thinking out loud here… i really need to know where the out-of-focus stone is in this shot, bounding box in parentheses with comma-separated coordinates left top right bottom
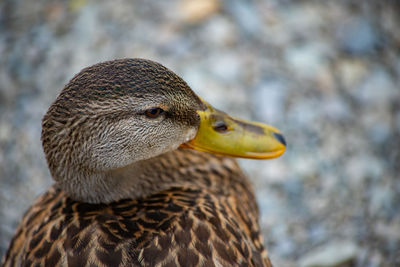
(375, 220, 400, 241)
(0, 70, 18, 107)
(0, 122, 12, 143)
(344, 155, 383, 185)
(208, 52, 241, 83)
(369, 184, 395, 218)
(225, 0, 261, 36)
(336, 18, 382, 56)
(179, 0, 220, 23)
(335, 58, 369, 90)
(201, 16, 237, 47)
(251, 79, 287, 124)
(69, 0, 87, 12)
(284, 43, 330, 80)
(356, 68, 397, 106)
(299, 241, 358, 267)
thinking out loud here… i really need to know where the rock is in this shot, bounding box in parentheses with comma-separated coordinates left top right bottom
(179, 0, 220, 23)
(336, 18, 382, 56)
(207, 52, 241, 83)
(321, 95, 351, 121)
(369, 185, 395, 218)
(299, 241, 358, 267)
(284, 42, 330, 80)
(344, 155, 383, 186)
(356, 68, 397, 107)
(225, 0, 261, 36)
(251, 78, 287, 123)
(335, 58, 369, 90)
(396, 111, 400, 133)
(201, 16, 237, 47)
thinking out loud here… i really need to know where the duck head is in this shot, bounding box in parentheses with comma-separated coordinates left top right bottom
(42, 58, 285, 203)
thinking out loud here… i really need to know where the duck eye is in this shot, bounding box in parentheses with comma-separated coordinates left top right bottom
(144, 107, 164, 118)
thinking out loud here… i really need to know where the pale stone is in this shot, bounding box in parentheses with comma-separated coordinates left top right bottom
(179, 0, 220, 23)
(299, 241, 358, 267)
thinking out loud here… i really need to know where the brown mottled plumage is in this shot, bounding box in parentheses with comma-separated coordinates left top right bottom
(2, 59, 274, 266)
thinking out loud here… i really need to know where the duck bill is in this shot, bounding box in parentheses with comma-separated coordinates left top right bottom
(182, 101, 286, 159)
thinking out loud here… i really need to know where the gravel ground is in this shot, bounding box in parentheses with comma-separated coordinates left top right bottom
(1, 0, 399, 266)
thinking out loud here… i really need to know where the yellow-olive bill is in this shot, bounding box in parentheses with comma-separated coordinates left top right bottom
(182, 101, 286, 159)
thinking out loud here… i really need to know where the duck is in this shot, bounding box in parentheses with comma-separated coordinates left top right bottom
(2, 58, 286, 267)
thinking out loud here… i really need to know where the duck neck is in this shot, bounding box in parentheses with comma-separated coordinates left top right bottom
(56, 149, 246, 204)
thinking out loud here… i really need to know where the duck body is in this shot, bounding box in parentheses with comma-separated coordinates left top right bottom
(2, 58, 284, 266)
(3, 150, 270, 266)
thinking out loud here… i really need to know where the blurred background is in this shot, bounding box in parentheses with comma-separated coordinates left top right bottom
(0, 0, 399, 266)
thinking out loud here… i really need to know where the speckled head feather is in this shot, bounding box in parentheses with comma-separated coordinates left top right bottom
(42, 58, 205, 203)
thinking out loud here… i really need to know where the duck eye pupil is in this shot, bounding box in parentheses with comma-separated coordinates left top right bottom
(145, 108, 163, 118)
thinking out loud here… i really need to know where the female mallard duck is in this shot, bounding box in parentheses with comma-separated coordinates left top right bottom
(2, 58, 286, 267)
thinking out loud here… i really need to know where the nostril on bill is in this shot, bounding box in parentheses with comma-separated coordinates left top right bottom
(273, 132, 287, 146)
(213, 120, 228, 133)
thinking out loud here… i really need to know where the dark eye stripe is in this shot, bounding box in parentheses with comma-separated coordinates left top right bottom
(144, 107, 164, 118)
